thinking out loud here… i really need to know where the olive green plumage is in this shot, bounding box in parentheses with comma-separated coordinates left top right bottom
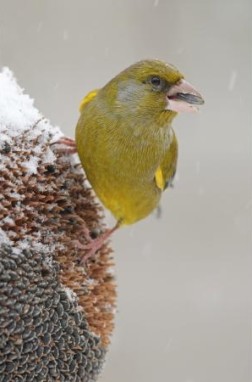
(76, 59, 203, 225)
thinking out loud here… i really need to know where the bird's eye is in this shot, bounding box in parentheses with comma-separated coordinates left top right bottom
(150, 76, 161, 87)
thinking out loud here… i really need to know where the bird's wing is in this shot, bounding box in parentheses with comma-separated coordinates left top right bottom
(79, 89, 99, 112)
(154, 130, 178, 191)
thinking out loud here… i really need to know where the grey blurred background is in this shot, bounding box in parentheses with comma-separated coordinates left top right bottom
(0, 0, 251, 381)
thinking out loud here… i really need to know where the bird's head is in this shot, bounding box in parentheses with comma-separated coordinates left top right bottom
(101, 59, 204, 125)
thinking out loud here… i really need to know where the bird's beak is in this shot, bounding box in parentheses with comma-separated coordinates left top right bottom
(166, 79, 204, 113)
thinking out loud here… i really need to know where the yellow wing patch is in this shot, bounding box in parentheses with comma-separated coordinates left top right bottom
(79, 89, 99, 112)
(155, 167, 165, 190)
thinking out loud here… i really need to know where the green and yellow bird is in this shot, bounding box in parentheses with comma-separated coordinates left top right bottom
(74, 59, 204, 260)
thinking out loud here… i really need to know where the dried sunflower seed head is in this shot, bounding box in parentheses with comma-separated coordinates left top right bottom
(0, 68, 116, 382)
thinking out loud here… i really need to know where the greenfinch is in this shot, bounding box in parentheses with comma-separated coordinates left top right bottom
(71, 59, 204, 260)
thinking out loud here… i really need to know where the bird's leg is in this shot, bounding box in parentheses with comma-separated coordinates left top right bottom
(78, 221, 120, 264)
(51, 136, 77, 154)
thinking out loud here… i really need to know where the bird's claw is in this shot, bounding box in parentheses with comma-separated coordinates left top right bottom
(79, 241, 103, 264)
(51, 136, 77, 155)
(75, 224, 119, 265)
(70, 237, 105, 264)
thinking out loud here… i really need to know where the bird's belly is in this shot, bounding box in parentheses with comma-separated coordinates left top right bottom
(88, 169, 161, 225)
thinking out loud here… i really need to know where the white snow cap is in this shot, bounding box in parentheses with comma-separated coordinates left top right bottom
(0, 68, 64, 175)
(0, 67, 63, 142)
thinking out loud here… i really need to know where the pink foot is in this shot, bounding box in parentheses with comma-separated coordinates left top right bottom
(51, 136, 77, 154)
(72, 223, 120, 264)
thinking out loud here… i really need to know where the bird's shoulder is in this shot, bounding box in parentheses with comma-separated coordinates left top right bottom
(79, 89, 100, 112)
